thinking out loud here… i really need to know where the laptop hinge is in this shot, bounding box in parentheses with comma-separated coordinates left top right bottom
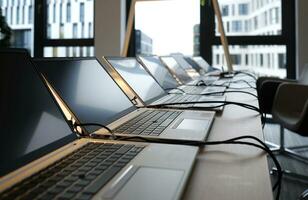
(131, 96, 138, 106)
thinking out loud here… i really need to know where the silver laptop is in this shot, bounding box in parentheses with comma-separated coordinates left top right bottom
(34, 58, 215, 142)
(138, 55, 225, 95)
(160, 56, 225, 89)
(101, 57, 226, 111)
(0, 50, 198, 200)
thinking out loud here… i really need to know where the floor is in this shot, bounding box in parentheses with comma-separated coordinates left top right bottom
(264, 123, 308, 200)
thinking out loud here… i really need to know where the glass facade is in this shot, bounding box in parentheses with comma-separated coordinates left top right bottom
(135, 0, 200, 56)
(1, 0, 94, 57)
(212, 45, 286, 77)
(1, 0, 34, 54)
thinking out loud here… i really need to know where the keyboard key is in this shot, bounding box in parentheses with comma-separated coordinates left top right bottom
(83, 166, 122, 194)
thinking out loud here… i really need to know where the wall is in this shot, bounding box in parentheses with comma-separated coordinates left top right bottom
(95, 0, 126, 57)
(296, 0, 308, 78)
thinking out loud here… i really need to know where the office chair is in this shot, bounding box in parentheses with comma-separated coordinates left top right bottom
(257, 64, 308, 115)
(257, 64, 308, 154)
(270, 82, 308, 181)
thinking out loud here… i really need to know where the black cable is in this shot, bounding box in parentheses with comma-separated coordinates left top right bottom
(144, 100, 266, 127)
(212, 80, 256, 90)
(73, 119, 281, 200)
(164, 87, 186, 94)
(177, 90, 258, 99)
(118, 135, 281, 200)
(145, 100, 261, 114)
(234, 71, 257, 80)
(229, 80, 256, 88)
(73, 123, 116, 139)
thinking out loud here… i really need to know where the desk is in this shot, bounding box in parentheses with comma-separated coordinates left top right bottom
(183, 75, 273, 200)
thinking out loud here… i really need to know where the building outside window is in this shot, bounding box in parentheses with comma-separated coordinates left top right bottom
(211, 0, 286, 77)
(1, 0, 94, 57)
(238, 3, 248, 15)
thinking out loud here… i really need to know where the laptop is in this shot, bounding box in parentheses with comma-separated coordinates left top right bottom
(183, 56, 206, 74)
(0, 49, 199, 200)
(137, 55, 225, 95)
(192, 56, 214, 72)
(34, 57, 215, 142)
(101, 57, 226, 111)
(160, 56, 224, 87)
(170, 53, 200, 77)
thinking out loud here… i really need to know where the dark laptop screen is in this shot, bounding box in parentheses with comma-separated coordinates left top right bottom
(106, 57, 166, 103)
(34, 58, 136, 133)
(0, 50, 75, 177)
(138, 56, 179, 90)
(160, 57, 193, 83)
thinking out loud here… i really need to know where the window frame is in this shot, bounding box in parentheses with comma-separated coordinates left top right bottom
(124, 0, 295, 78)
(33, 0, 94, 58)
(199, 0, 296, 78)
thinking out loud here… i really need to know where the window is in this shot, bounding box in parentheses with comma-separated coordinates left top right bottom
(135, 0, 200, 56)
(222, 5, 228, 16)
(42, 0, 94, 57)
(232, 20, 242, 32)
(59, 3, 62, 23)
(238, 3, 248, 15)
(216, 0, 282, 36)
(80, 2, 84, 22)
(2, 0, 34, 54)
(66, 2, 71, 22)
(53, 3, 56, 23)
(73, 23, 77, 38)
(212, 45, 287, 77)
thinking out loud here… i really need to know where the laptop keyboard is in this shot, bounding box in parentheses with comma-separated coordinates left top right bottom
(114, 110, 181, 136)
(0, 143, 144, 200)
(181, 86, 205, 94)
(162, 95, 200, 107)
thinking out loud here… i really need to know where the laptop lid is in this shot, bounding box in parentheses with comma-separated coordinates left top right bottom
(104, 57, 167, 104)
(184, 57, 203, 72)
(0, 49, 76, 177)
(34, 58, 136, 133)
(192, 56, 214, 72)
(138, 56, 179, 90)
(171, 53, 194, 70)
(160, 56, 193, 83)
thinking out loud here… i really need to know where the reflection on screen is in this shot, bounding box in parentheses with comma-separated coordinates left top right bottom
(0, 51, 75, 176)
(107, 58, 166, 103)
(35, 59, 135, 133)
(193, 57, 211, 71)
(139, 56, 179, 89)
(160, 57, 192, 83)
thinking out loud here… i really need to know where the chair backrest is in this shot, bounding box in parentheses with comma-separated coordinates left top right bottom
(299, 63, 308, 85)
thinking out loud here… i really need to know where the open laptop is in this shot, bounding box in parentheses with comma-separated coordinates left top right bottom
(137, 55, 225, 95)
(160, 56, 224, 87)
(0, 49, 199, 200)
(34, 57, 215, 142)
(101, 57, 226, 111)
(170, 53, 200, 78)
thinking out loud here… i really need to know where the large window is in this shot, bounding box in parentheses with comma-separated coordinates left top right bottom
(43, 0, 94, 57)
(201, 0, 295, 78)
(134, 0, 200, 56)
(0, 0, 94, 57)
(1, 0, 34, 54)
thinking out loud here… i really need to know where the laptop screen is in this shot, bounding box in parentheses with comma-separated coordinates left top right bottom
(160, 56, 193, 83)
(34, 58, 136, 133)
(138, 56, 179, 90)
(192, 57, 211, 72)
(106, 57, 166, 103)
(0, 50, 76, 177)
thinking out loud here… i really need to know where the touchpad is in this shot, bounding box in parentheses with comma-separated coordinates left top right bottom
(175, 119, 209, 131)
(112, 167, 184, 200)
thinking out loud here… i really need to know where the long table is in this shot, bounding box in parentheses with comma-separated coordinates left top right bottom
(182, 75, 273, 200)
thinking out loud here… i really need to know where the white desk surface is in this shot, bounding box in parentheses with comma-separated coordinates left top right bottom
(182, 75, 273, 200)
